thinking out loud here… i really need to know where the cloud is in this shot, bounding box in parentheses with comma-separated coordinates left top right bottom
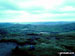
(0, 0, 75, 22)
(12, 0, 63, 10)
(60, 6, 75, 11)
(0, 0, 18, 10)
(0, 0, 64, 10)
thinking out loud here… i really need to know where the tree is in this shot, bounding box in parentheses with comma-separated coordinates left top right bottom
(0, 28, 8, 37)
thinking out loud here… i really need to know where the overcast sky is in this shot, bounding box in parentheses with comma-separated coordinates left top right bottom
(0, 0, 75, 22)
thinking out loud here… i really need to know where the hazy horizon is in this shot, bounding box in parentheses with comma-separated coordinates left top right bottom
(0, 20, 75, 23)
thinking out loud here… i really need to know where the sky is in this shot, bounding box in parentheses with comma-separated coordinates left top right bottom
(0, 0, 75, 22)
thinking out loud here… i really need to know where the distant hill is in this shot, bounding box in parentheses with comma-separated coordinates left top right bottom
(18, 21, 73, 25)
(0, 22, 75, 33)
(0, 23, 14, 28)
